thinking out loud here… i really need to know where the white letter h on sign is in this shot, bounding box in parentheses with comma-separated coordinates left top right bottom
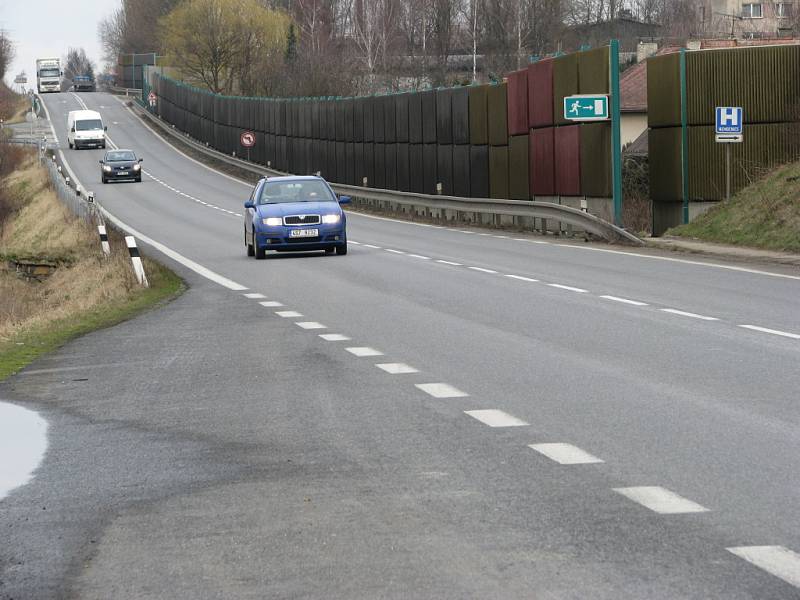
(721, 108, 740, 126)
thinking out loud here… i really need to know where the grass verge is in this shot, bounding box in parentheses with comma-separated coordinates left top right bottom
(0, 149, 184, 381)
(667, 160, 800, 253)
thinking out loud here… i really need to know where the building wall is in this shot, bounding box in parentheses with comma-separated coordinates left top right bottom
(699, 0, 797, 37)
(621, 113, 648, 147)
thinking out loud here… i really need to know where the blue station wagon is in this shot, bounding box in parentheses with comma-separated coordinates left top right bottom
(244, 176, 350, 259)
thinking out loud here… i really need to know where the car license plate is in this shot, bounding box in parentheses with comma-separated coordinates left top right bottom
(118, 171, 128, 175)
(290, 228, 318, 238)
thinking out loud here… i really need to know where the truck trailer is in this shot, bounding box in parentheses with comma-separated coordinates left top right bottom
(36, 57, 61, 93)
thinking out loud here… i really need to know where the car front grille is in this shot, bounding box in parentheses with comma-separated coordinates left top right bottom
(284, 214, 320, 226)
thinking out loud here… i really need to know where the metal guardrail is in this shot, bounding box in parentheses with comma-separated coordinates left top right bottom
(127, 101, 644, 245)
(106, 85, 143, 97)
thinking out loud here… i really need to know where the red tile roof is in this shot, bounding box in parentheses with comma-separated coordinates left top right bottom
(620, 46, 681, 113)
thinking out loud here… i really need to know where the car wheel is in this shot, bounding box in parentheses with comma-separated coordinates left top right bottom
(335, 243, 348, 256)
(246, 229, 255, 257)
(135, 176, 141, 183)
(101, 143, 106, 149)
(68, 141, 73, 149)
(253, 229, 265, 260)
(102, 176, 107, 184)
(324, 247, 335, 254)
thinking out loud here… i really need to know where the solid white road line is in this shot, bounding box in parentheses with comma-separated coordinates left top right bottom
(243, 293, 266, 299)
(436, 260, 463, 266)
(375, 363, 420, 374)
(660, 308, 719, 321)
(613, 486, 710, 514)
(547, 283, 589, 293)
(464, 409, 529, 427)
(739, 325, 800, 340)
(319, 334, 351, 341)
(259, 301, 284, 307)
(408, 254, 432, 260)
(528, 443, 604, 465)
(275, 311, 303, 318)
(505, 274, 539, 283)
(345, 347, 384, 357)
(727, 546, 800, 589)
(600, 295, 649, 307)
(415, 383, 469, 398)
(468, 267, 498, 274)
(295, 322, 326, 330)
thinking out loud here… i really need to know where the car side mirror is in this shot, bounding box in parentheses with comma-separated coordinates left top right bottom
(104, 126, 108, 131)
(98, 160, 103, 165)
(244, 201, 255, 209)
(338, 195, 351, 205)
(70, 127, 75, 133)
(138, 158, 143, 163)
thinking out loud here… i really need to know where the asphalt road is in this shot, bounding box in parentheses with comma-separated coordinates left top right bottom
(1, 90, 799, 599)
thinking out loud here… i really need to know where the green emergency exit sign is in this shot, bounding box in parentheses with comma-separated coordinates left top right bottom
(563, 95, 609, 121)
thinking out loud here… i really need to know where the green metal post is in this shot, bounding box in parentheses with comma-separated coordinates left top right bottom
(610, 39, 623, 227)
(680, 48, 689, 224)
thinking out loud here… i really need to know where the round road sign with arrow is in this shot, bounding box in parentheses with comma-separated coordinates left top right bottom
(240, 131, 256, 148)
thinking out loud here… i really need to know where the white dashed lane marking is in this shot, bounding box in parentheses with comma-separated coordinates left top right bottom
(528, 443, 604, 465)
(600, 295, 648, 306)
(468, 267, 498, 274)
(547, 283, 588, 293)
(408, 254, 432, 260)
(727, 546, 800, 589)
(259, 301, 284, 307)
(375, 363, 420, 374)
(505, 274, 538, 283)
(243, 293, 266, 299)
(362, 244, 381, 249)
(660, 308, 719, 321)
(415, 383, 469, 398)
(436, 260, 462, 266)
(295, 322, 326, 330)
(613, 486, 710, 514)
(739, 325, 800, 340)
(385, 249, 405, 254)
(345, 347, 384, 357)
(319, 333, 351, 341)
(276, 311, 303, 318)
(464, 409, 529, 427)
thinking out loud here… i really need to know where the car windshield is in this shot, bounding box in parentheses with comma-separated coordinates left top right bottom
(106, 151, 136, 162)
(76, 119, 103, 131)
(257, 180, 336, 204)
(39, 69, 59, 77)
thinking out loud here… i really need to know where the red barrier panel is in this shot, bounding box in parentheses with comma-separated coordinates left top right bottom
(528, 60, 554, 128)
(554, 125, 581, 196)
(507, 69, 528, 136)
(529, 128, 555, 196)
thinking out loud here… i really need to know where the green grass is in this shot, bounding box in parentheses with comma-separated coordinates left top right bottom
(667, 160, 800, 252)
(0, 261, 184, 381)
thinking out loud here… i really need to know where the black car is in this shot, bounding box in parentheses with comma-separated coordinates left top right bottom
(100, 150, 143, 183)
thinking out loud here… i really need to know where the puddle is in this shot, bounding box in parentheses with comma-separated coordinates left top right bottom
(0, 402, 49, 500)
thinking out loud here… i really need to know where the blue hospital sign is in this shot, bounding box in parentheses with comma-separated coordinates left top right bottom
(716, 107, 743, 134)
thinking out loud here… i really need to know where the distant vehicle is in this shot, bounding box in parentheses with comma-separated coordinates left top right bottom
(72, 75, 95, 92)
(35, 57, 61, 93)
(99, 149, 142, 183)
(67, 109, 106, 150)
(244, 176, 349, 259)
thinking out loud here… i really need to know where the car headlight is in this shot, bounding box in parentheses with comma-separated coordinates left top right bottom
(133, 164, 141, 171)
(262, 217, 282, 226)
(321, 214, 341, 224)
(102, 165, 112, 172)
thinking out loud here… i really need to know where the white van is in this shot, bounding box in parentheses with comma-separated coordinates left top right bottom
(67, 110, 106, 150)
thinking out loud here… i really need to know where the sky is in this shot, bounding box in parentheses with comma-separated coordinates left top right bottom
(1, 0, 119, 88)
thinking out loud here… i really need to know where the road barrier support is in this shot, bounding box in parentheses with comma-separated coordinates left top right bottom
(98, 225, 111, 257)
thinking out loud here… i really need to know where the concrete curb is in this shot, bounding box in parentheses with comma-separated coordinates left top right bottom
(646, 236, 800, 268)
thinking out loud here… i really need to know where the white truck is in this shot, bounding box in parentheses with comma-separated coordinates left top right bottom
(36, 57, 62, 93)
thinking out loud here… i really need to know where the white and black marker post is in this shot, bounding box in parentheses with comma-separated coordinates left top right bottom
(97, 225, 111, 257)
(125, 236, 149, 287)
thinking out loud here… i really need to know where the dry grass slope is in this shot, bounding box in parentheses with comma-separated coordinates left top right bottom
(0, 151, 183, 379)
(668, 160, 800, 253)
